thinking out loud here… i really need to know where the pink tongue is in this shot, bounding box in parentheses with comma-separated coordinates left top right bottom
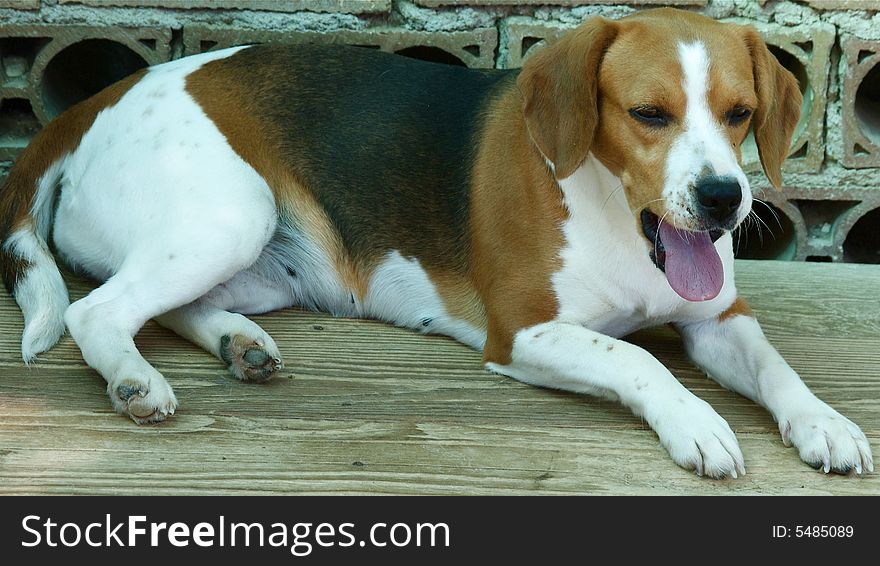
(658, 223, 723, 302)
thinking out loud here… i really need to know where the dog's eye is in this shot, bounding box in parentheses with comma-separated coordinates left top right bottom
(629, 106, 669, 128)
(726, 106, 752, 126)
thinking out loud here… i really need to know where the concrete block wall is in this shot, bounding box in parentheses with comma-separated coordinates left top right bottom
(0, 0, 879, 263)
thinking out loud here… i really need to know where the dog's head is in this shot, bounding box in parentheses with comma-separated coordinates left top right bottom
(517, 8, 801, 300)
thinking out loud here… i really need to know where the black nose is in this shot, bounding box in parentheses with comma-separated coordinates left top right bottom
(695, 175, 742, 225)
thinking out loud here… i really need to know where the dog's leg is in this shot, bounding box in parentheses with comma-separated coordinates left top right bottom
(678, 300, 873, 475)
(486, 321, 745, 478)
(155, 273, 290, 382)
(63, 205, 277, 423)
(65, 245, 271, 423)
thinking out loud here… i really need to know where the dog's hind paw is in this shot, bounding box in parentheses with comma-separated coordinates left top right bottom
(220, 333, 283, 383)
(108, 375, 178, 424)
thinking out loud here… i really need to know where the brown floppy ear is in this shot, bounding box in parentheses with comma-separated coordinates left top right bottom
(517, 17, 618, 180)
(742, 27, 802, 189)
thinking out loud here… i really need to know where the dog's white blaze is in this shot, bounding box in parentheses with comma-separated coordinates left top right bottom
(664, 42, 751, 227)
(364, 251, 486, 349)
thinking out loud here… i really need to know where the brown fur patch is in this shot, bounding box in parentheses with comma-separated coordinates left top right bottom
(740, 26, 802, 189)
(471, 87, 568, 365)
(426, 268, 487, 331)
(718, 297, 754, 322)
(0, 70, 146, 293)
(517, 17, 619, 179)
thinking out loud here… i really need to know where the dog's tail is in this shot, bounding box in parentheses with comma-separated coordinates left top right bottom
(0, 126, 71, 363)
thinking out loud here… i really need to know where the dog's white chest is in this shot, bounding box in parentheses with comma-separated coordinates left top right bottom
(551, 156, 738, 337)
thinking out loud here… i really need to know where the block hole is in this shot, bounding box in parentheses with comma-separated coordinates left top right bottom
(858, 49, 874, 65)
(521, 36, 544, 60)
(0, 98, 41, 150)
(733, 200, 796, 260)
(395, 46, 465, 67)
(843, 207, 880, 264)
(788, 142, 808, 159)
(805, 255, 832, 262)
(462, 44, 481, 57)
(855, 60, 880, 148)
(769, 45, 809, 96)
(0, 37, 51, 87)
(792, 41, 812, 54)
(200, 40, 218, 52)
(791, 199, 860, 244)
(40, 39, 148, 120)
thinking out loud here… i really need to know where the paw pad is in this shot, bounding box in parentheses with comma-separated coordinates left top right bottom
(220, 334, 282, 383)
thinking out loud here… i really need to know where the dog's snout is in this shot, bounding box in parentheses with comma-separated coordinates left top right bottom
(694, 175, 742, 225)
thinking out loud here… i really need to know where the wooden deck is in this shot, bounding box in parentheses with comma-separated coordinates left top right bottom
(0, 259, 877, 495)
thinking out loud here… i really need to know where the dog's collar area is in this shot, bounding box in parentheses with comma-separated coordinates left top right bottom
(640, 209, 723, 272)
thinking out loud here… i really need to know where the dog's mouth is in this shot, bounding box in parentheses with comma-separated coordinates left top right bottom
(640, 209, 724, 302)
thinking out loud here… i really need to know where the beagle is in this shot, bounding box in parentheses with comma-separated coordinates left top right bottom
(0, 8, 872, 478)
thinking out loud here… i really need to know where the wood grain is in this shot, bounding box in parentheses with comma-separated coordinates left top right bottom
(0, 260, 877, 494)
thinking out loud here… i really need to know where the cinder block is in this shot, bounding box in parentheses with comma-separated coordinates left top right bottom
(183, 26, 498, 69)
(731, 193, 803, 261)
(0, 25, 172, 160)
(732, 184, 880, 262)
(415, 0, 705, 6)
(502, 18, 832, 174)
(57, 0, 392, 14)
(0, 1, 40, 8)
(841, 35, 880, 168)
(500, 19, 568, 69)
(804, 0, 880, 9)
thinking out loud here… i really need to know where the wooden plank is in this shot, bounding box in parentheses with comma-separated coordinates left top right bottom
(0, 260, 877, 494)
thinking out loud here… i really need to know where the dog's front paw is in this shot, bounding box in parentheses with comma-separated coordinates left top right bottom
(650, 396, 746, 479)
(779, 406, 873, 475)
(108, 374, 178, 424)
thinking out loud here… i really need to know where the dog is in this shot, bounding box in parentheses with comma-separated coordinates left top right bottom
(0, 8, 872, 478)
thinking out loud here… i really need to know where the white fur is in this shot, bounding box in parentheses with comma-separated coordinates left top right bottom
(679, 314, 873, 474)
(551, 154, 737, 337)
(217, 218, 357, 317)
(487, 321, 745, 478)
(364, 251, 486, 349)
(189, 231, 488, 350)
(4, 227, 69, 362)
(54, 46, 259, 280)
(5, 156, 71, 362)
(485, 155, 745, 477)
(664, 42, 751, 229)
